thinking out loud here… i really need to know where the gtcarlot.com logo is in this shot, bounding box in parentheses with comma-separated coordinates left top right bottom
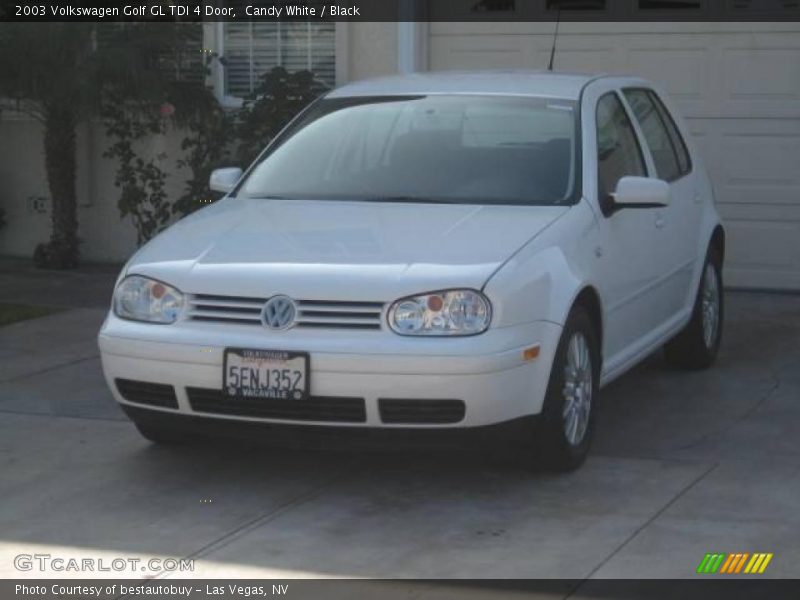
(14, 553, 194, 573)
(697, 552, 773, 574)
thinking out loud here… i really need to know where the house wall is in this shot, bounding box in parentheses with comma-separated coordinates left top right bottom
(0, 117, 188, 262)
(347, 22, 398, 81)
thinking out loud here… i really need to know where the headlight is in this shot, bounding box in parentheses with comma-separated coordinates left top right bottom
(388, 289, 491, 336)
(113, 275, 184, 324)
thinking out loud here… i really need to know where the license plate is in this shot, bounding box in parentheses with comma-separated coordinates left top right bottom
(223, 349, 309, 400)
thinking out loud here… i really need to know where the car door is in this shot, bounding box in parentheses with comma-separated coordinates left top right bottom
(583, 84, 671, 373)
(621, 87, 700, 322)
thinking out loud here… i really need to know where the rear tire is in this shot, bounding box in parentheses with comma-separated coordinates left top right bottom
(664, 248, 723, 370)
(134, 421, 196, 445)
(526, 306, 600, 472)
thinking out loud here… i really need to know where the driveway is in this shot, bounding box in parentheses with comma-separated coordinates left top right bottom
(1, 257, 799, 585)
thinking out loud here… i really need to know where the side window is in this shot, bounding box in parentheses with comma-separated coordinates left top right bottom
(596, 93, 646, 199)
(623, 89, 681, 181)
(650, 92, 692, 175)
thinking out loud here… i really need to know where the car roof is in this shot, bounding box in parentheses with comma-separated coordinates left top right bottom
(327, 70, 613, 101)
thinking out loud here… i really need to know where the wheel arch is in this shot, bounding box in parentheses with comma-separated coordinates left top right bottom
(709, 224, 725, 264)
(570, 285, 604, 367)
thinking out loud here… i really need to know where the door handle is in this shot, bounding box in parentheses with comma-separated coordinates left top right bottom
(655, 215, 666, 229)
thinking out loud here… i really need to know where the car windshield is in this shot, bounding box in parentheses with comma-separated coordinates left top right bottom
(238, 95, 579, 206)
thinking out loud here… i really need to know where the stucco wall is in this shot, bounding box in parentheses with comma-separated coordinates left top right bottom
(0, 116, 188, 263)
(346, 22, 398, 81)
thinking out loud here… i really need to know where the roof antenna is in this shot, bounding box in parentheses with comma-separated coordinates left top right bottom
(547, 8, 561, 71)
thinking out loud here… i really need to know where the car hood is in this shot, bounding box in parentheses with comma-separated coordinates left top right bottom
(127, 198, 567, 301)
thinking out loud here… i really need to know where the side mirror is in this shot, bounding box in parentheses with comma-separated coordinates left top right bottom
(602, 176, 670, 216)
(209, 167, 243, 194)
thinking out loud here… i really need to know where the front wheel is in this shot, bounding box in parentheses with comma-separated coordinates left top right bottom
(527, 306, 600, 472)
(664, 248, 723, 370)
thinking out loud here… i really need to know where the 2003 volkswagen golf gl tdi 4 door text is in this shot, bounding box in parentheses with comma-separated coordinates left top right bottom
(99, 72, 725, 471)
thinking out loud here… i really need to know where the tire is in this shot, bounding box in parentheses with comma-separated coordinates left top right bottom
(134, 421, 196, 445)
(664, 247, 723, 370)
(528, 306, 601, 472)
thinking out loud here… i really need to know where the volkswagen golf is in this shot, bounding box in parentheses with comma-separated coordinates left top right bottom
(99, 71, 725, 470)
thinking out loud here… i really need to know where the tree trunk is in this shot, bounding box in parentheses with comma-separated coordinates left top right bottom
(37, 107, 80, 268)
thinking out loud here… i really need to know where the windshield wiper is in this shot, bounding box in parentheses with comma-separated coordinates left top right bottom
(360, 196, 462, 204)
(243, 195, 463, 204)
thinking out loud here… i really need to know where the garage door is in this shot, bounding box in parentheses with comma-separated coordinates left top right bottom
(428, 22, 800, 290)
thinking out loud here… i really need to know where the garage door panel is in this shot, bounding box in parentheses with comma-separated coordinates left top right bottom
(429, 36, 530, 70)
(722, 133, 800, 189)
(547, 47, 620, 74)
(698, 120, 800, 289)
(724, 49, 800, 100)
(719, 203, 800, 223)
(724, 220, 800, 290)
(718, 35, 800, 118)
(626, 48, 709, 101)
(713, 120, 800, 209)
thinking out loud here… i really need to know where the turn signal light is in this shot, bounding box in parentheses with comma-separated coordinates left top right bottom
(523, 345, 541, 361)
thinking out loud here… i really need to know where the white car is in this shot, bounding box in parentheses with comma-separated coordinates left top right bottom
(99, 71, 724, 470)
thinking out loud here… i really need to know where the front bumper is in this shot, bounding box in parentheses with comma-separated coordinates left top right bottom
(98, 314, 562, 429)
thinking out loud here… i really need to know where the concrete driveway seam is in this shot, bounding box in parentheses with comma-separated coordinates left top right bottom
(568, 461, 719, 591)
(670, 370, 782, 454)
(0, 354, 99, 384)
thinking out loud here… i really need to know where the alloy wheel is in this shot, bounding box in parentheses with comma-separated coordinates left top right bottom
(701, 263, 720, 349)
(562, 332, 593, 446)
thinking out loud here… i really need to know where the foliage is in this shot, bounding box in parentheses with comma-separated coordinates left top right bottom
(171, 66, 328, 221)
(173, 93, 235, 218)
(98, 24, 217, 244)
(235, 67, 329, 168)
(101, 101, 170, 245)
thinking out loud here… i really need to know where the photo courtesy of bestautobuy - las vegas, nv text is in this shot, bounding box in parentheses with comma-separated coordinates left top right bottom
(0, 1, 799, 599)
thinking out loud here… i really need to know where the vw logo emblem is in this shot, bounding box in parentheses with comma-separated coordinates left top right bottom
(261, 295, 297, 330)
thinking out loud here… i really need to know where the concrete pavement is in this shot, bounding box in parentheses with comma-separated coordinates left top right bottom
(0, 260, 798, 585)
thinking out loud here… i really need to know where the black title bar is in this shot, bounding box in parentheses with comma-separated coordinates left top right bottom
(5, 579, 800, 600)
(2, 0, 800, 22)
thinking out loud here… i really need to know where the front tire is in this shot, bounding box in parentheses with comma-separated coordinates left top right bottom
(664, 248, 723, 370)
(529, 306, 600, 472)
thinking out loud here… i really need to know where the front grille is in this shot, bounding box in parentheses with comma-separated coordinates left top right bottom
(187, 294, 384, 330)
(116, 379, 178, 409)
(378, 399, 466, 424)
(186, 387, 367, 423)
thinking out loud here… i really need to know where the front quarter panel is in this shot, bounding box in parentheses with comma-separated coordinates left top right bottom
(483, 200, 600, 330)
